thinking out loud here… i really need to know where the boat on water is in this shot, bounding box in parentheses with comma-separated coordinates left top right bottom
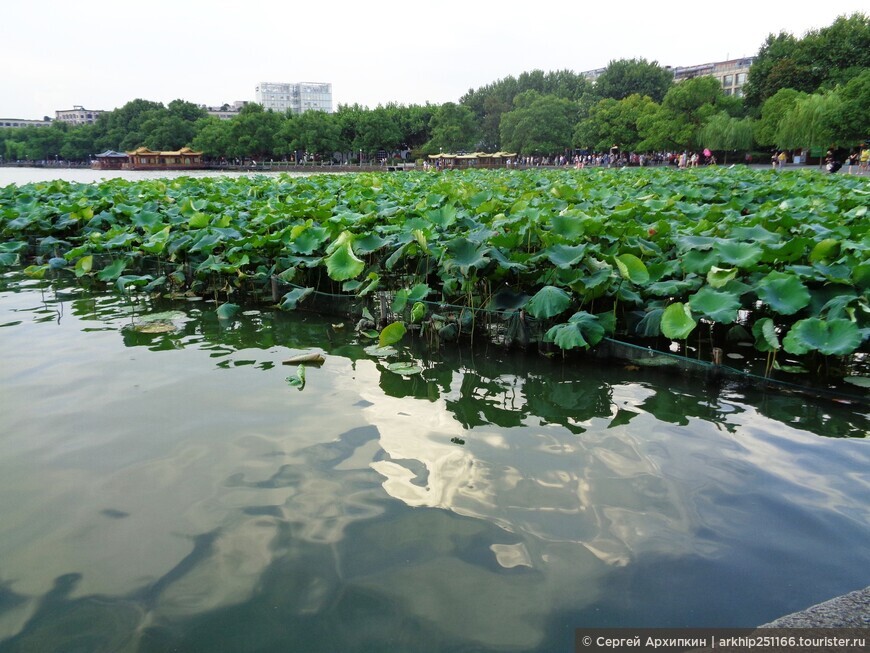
(92, 147, 205, 171)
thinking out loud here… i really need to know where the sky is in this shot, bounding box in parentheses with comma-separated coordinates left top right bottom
(2, 0, 867, 119)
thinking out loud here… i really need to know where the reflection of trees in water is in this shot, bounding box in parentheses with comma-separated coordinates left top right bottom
(24, 277, 869, 439)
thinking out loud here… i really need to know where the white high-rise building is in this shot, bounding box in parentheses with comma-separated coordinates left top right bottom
(254, 82, 332, 114)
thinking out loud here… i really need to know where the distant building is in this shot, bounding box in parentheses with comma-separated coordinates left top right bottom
(580, 68, 606, 82)
(581, 56, 754, 97)
(671, 57, 754, 97)
(55, 106, 105, 125)
(0, 118, 52, 129)
(202, 100, 249, 120)
(254, 82, 332, 114)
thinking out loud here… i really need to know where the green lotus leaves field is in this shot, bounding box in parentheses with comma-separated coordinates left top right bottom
(1, 167, 868, 373)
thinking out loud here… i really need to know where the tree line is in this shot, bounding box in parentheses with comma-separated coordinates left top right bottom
(2, 13, 866, 164)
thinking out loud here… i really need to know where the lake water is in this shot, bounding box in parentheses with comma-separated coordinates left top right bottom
(0, 167, 319, 186)
(0, 270, 868, 652)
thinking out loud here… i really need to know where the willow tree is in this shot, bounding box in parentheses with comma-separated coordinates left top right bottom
(775, 91, 841, 164)
(699, 112, 755, 163)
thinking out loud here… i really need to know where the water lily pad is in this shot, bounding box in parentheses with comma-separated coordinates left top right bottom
(386, 361, 423, 376)
(364, 345, 398, 357)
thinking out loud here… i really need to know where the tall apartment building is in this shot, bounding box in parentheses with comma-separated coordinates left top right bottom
(254, 82, 332, 114)
(55, 106, 105, 125)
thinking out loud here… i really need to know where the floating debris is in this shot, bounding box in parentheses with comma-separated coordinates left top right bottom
(283, 352, 325, 365)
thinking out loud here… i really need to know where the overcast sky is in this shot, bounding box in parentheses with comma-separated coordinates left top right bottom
(2, 1, 866, 119)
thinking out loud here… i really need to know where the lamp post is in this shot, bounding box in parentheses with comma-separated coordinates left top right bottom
(359, 149, 362, 168)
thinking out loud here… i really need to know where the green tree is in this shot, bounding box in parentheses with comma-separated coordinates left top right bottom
(499, 92, 579, 155)
(830, 68, 870, 144)
(280, 109, 342, 160)
(461, 70, 592, 150)
(755, 88, 806, 147)
(638, 77, 737, 151)
(227, 103, 284, 159)
(775, 91, 841, 153)
(192, 117, 233, 158)
(745, 13, 870, 108)
(92, 99, 166, 151)
(699, 112, 755, 161)
(353, 106, 402, 158)
(594, 58, 674, 103)
(60, 124, 97, 160)
(573, 94, 658, 152)
(424, 102, 479, 153)
(388, 103, 435, 151)
(24, 123, 66, 160)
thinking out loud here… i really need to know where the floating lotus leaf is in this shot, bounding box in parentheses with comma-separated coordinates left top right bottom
(364, 345, 398, 357)
(286, 364, 306, 389)
(386, 361, 423, 376)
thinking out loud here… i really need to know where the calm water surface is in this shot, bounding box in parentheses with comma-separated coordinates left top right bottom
(0, 167, 318, 186)
(0, 272, 868, 652)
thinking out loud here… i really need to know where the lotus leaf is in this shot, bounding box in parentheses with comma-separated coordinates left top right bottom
(325, 240, 365, 281)
(364, 345, 398, 357)
(752, 318, 780, 352)
(525, 286, 571, 320)
(379, 321, 407, 347)
(386, 361, 423, 376)
(279, 287, 314, 311)
(97, 258, 127, 281)
(614, 253, 650, 285)
(75, 255, 93, 277)
(783, 318, 863, 356)
(755, 272, 811, 316)
(715, 240, 763, 268)
(706, 266, 737, 289)
(216, 303, 240, 320)
(688, 287, 740, 324)
(545, 312, 605, 351)
(661, 302, 696, 340)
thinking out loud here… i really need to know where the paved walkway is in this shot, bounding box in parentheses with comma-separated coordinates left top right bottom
(761, 586, 870, 628)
